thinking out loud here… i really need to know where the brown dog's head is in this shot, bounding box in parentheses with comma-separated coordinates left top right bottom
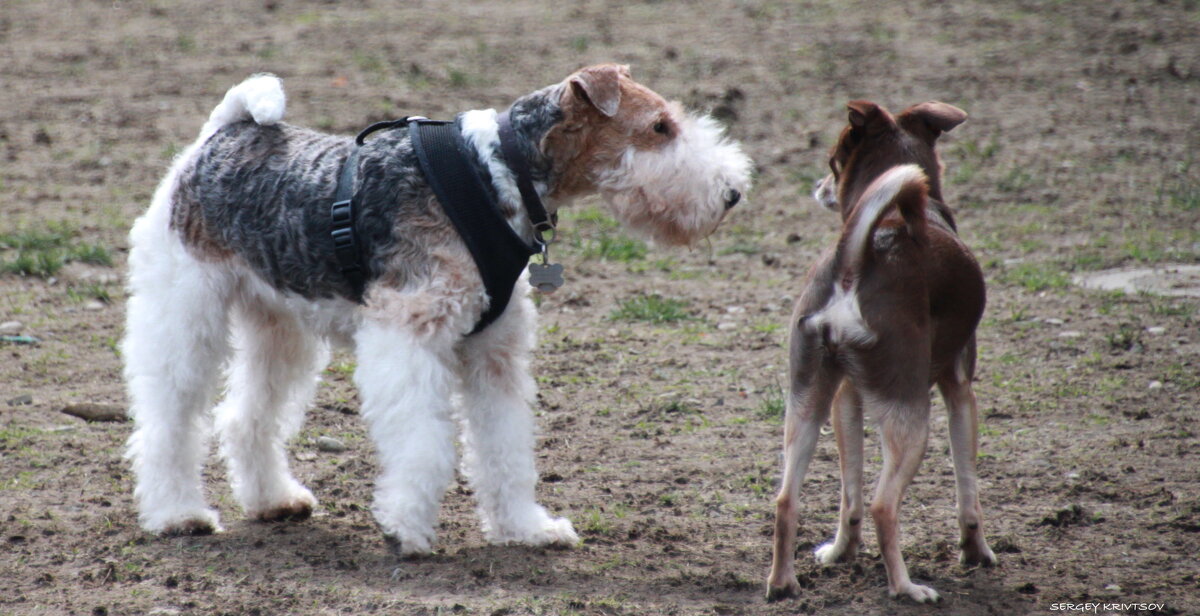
(819, 100, 966, 219)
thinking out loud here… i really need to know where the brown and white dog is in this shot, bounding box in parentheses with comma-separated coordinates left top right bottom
(766, 100, 995, 602)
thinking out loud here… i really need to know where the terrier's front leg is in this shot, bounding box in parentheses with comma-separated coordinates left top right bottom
(355, 320, 459, 557)
(456, 294, 578, 548)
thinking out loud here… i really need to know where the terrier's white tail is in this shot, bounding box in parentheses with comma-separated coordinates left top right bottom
(199, 74, 286, 141)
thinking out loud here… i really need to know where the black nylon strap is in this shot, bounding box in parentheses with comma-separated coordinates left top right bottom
(409, 119, 539, 334)
(330, 147, 365, 300)
(329, 117, 425, 303)
(496, 110, 553, 236)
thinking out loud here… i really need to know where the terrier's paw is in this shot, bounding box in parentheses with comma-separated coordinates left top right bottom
(814, 540, 856, 565)
(527, 515, 580, 548)
(384, 532, 434, 560)
(249, 485, 317, 522)
(253, 499, 315, 523)
(153, 509, 223, 536)
(890, 582, 941, 603)
(491, 513, 580, 548)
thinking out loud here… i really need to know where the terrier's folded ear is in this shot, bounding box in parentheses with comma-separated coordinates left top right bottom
(569, 64, 624, 118)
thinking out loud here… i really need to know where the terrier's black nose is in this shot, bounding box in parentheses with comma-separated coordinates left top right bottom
(724, 189, 741, 210)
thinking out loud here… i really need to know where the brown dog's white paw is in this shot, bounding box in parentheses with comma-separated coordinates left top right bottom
(890, 581, 941, 603)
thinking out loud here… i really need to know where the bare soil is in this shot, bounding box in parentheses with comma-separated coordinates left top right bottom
(2, 1, 1198, 615)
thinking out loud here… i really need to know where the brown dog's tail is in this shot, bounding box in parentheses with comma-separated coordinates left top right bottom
(835, 164, 929, 289)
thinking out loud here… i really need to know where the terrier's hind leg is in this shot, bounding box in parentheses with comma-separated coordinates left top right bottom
(216, 302, 329, 522)
(124, 257, 233, 535)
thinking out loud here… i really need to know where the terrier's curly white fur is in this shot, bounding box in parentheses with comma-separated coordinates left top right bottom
(123, 66, 751, 556)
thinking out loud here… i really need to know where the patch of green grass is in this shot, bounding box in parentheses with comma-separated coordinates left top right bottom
(756, 386, 786, 423)
(1159, 160, 1200, 211)
(448, 69, 470, 88)
(998, 262, 1070, 292)
(719, 239, 760, 256)
(610, 294, 695, 324)
(0, 426, 43, 450)
(751, 321, 783, 335)
(996, 351, 1023, 365)
(948, 138, 999, 185)
(353, 51, 385, 75)
(4, 470, 44, 491)
(326, 360, 356, 377)
(69, 243, 113, 266)
(1148, 299, 1194, 318)
(1105, 324, 1142, 352)
(66, 283, 112, 304)
(566, 205, 620, 229)
(996, 166, 1035, 193)
(581, 232, 647, 262)
(2, 250, 64, 278)
(1163, 363, 1200, 391)
(740, 469, 774, 498)
(293, 11, 321, 25)
(0, 223, 114, 278)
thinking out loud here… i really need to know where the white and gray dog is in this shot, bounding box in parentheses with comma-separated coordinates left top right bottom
(123, 64, 751, 556)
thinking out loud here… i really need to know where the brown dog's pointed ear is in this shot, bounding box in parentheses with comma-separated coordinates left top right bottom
(569, 65, 623, 117)
(898, 101, 967, 140)
(846, 100, 888, 133)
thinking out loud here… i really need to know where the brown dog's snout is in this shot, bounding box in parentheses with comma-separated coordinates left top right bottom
(724, 188, 741, 210)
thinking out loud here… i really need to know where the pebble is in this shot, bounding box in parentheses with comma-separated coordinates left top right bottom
(1104, 584, 1121, 593)
(1044, 318, 1064, 326)
(1058, 331, 1083, 339)
(717, 321, 738, 331)
(147, 608, 182, 616)
(315, 436, 348, 453)
(0, 321, 22, 335)
(1148, 380, 1163, 390)
(84, 300, 106, 311)
(1147, 326, 1166, 335)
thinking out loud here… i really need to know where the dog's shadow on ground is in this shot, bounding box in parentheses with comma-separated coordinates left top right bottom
(130, 516, 1034, 612)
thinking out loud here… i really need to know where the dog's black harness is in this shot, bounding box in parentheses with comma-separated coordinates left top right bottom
(330, 115, 548, 335)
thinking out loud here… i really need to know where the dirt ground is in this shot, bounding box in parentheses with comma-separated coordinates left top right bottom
(2, 1, 1198, 615)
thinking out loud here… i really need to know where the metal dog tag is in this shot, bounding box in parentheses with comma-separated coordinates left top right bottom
(528, 262, 564, 293)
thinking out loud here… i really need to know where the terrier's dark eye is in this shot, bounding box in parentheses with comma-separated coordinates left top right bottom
(653, 121, 668, 135)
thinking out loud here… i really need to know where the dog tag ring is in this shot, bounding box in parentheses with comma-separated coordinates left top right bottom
(528, 262, 564, 293)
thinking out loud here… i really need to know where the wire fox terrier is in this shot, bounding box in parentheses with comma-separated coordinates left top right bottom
(123, 64, 751, 556)
(766, 100, 994, 602)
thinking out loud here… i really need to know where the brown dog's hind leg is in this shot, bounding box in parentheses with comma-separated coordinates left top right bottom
(939, 374, 997, 568)
(870, 398, 940, 603)
(815, 381, 864, 565)
(766, 366, 839, 601)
